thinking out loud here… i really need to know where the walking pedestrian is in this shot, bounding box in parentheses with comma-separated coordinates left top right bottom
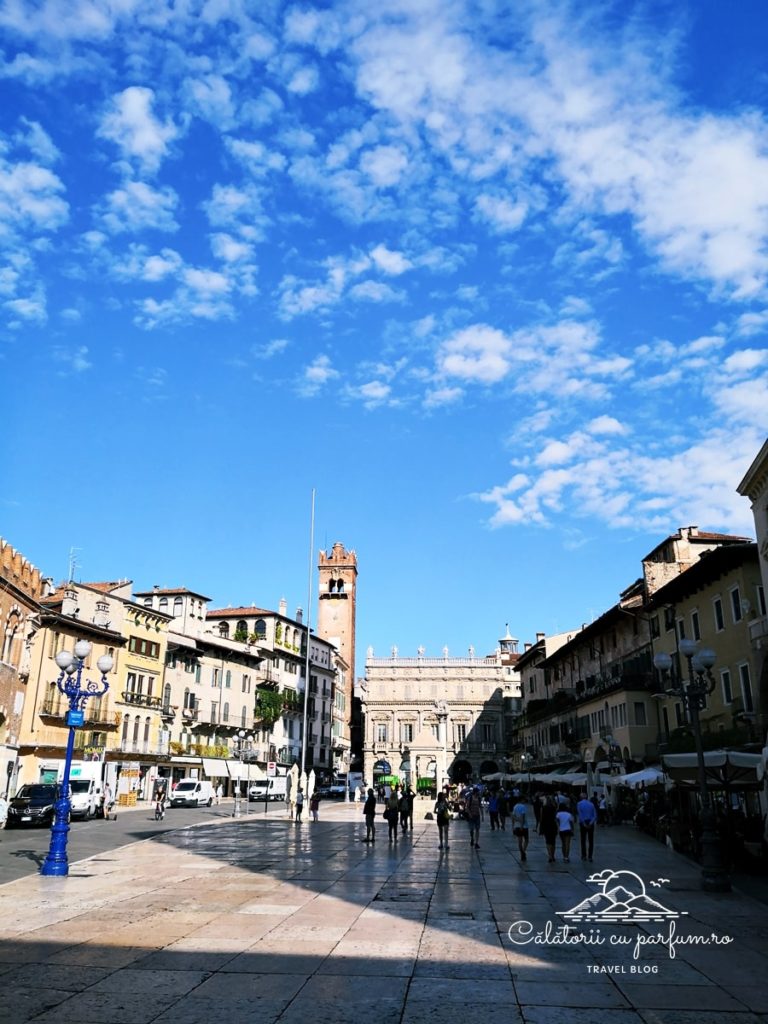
(488, 790, 500, 831)
(404, 785, 415, 831)
(539, 796, 558, 862)
(532, 792, 542, 829)
(511, 796, 530, 862)
(598, 794, 609, 825)
(434, 791, 450, 849)
(102, 782, 116, 821)
(215, 783, 223, 805)
(497, 789, 508, 831)
(577, 790, 597, 861)
(467, 786, 483, 848)
(310, 791, 320, 822)
(295, 788, 304, 822)
(556, 802, 575, 862)
(386, 787, 400, 842)
(363, 788, 377, 842)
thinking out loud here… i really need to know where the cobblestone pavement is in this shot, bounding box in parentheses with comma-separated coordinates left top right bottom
(0, 800, 766, 1023)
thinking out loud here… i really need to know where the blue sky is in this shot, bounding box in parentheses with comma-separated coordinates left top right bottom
(2, 0, 767, 676)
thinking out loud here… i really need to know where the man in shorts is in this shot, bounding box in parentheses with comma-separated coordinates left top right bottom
(511, 796, 530, 862)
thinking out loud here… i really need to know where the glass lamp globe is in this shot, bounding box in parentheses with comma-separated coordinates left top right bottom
(55, 650, 74, 671)
(74, 639, 92, 660)
(97, 654, 114, 675)
(679, 638, 698, 659)
(653, 651, 673, 672)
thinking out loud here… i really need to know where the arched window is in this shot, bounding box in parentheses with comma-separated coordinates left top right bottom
(163, 683, 171, 707)
(293, 628, 300, 647)
(241, 705, 247, 727)
(2, 611, 21, 664)
(337, 579, 345, 593)
(122, 714, 130, 744)
(219, 622, 229, 638)
(173, 597, 183, 617)
(223, 701, 230, 723)
(144, 716, 151, 745)
(255, 619, 266, 638)
(235, 620, 248, 640)
(159, 597, 168, 612)
(132, 716, 140, 744)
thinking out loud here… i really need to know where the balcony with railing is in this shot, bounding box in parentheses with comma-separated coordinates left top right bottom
(120, 691, 164, 711)
(40, 699, 120, 728)
(114, 739, 170, 756)
(181, 704, 199, 722)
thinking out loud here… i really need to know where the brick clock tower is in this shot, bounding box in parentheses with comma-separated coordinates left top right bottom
(316, 542, 357, 755)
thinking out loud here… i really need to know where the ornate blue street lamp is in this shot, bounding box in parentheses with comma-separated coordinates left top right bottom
(40, 640, 113, 877)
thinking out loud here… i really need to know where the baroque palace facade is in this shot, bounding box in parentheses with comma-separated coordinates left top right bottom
(362, 629, 522, 790)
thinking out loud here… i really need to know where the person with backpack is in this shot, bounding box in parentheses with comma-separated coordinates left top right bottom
(466, 786, 483, 848)
(434, 791, 450, 849)
(363, 788, 377, 842)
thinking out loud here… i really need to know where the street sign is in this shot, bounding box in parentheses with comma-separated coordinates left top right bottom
(66, 710, 85, 727)
(267, 762, 276, 777)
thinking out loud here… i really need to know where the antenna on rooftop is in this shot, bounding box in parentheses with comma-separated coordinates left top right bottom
(67, 547, 81, 582)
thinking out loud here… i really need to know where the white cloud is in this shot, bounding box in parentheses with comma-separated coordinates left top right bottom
(298, 354, 340, 397)
(287, 64, 320, 95)
(253, 338, 288, 359)
(437, 324, 512, 383)
(424, 385, 463, 408)
(359, 145, 409, 187)
(52, 343, 91, 373)
(184, 74, 235, 127)
(587, 415, 627, 436)
(370, 243, 412, 275)
(348, 280, 402, 303)
(99, 180, 179, 234)
(98, 87, 177, 173)
(722, 348, 768, 375)
(474, 194, 527, 233)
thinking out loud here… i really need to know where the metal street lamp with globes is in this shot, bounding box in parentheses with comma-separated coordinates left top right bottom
(653, 638, 730, 892)
(40, 640, 113, 877)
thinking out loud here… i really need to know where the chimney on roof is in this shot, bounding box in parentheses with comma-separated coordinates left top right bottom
(153, 585, 159, 592)
(62, 586, 78, 618)
(524, 642, 532, 652)
(536, 631, 545, 643)
(279, 597, 287, 617)
(295, 607, 303, 623)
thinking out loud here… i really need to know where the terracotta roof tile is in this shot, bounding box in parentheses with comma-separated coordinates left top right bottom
(207, 606, 274, 618)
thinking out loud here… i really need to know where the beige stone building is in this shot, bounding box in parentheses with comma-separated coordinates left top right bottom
(512, 527, 761, 775)
(19, 581, 127, 789)
(0, 540, 50, 794)
(362, 631, 521, 790)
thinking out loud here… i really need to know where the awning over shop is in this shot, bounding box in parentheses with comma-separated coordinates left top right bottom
(662, 750, 764, 789)
(225, 760, 264, 781)
(201, 757, 229, 777)
(614, 767, 667, 788)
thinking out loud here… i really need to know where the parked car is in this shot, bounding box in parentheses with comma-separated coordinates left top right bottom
(5, 784, 62, 828)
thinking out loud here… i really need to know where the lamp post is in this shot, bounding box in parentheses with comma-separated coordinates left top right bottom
(41, 641, 113, 877)
(232, 730, 252, 818)
(653, 639, 730, 892)
(434, 700, 449, 794)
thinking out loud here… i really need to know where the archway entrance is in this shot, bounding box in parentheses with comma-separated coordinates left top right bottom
(479, 760, 498, 776)
(451, 759, 472, 784)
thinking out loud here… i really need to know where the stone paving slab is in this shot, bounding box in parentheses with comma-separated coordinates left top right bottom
(0, 801, 766, 1023)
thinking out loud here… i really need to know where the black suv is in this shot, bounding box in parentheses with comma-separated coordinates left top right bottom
(6, 784, 61, 828)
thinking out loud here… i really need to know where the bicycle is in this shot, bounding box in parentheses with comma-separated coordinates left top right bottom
(154, 798, 166, 821)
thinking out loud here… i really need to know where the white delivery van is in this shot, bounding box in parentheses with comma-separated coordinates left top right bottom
(70, 777, 103, 819)
(52, 761, 103, 819)
(248, 776, 287, 801)
(169, 779, 214, 807)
